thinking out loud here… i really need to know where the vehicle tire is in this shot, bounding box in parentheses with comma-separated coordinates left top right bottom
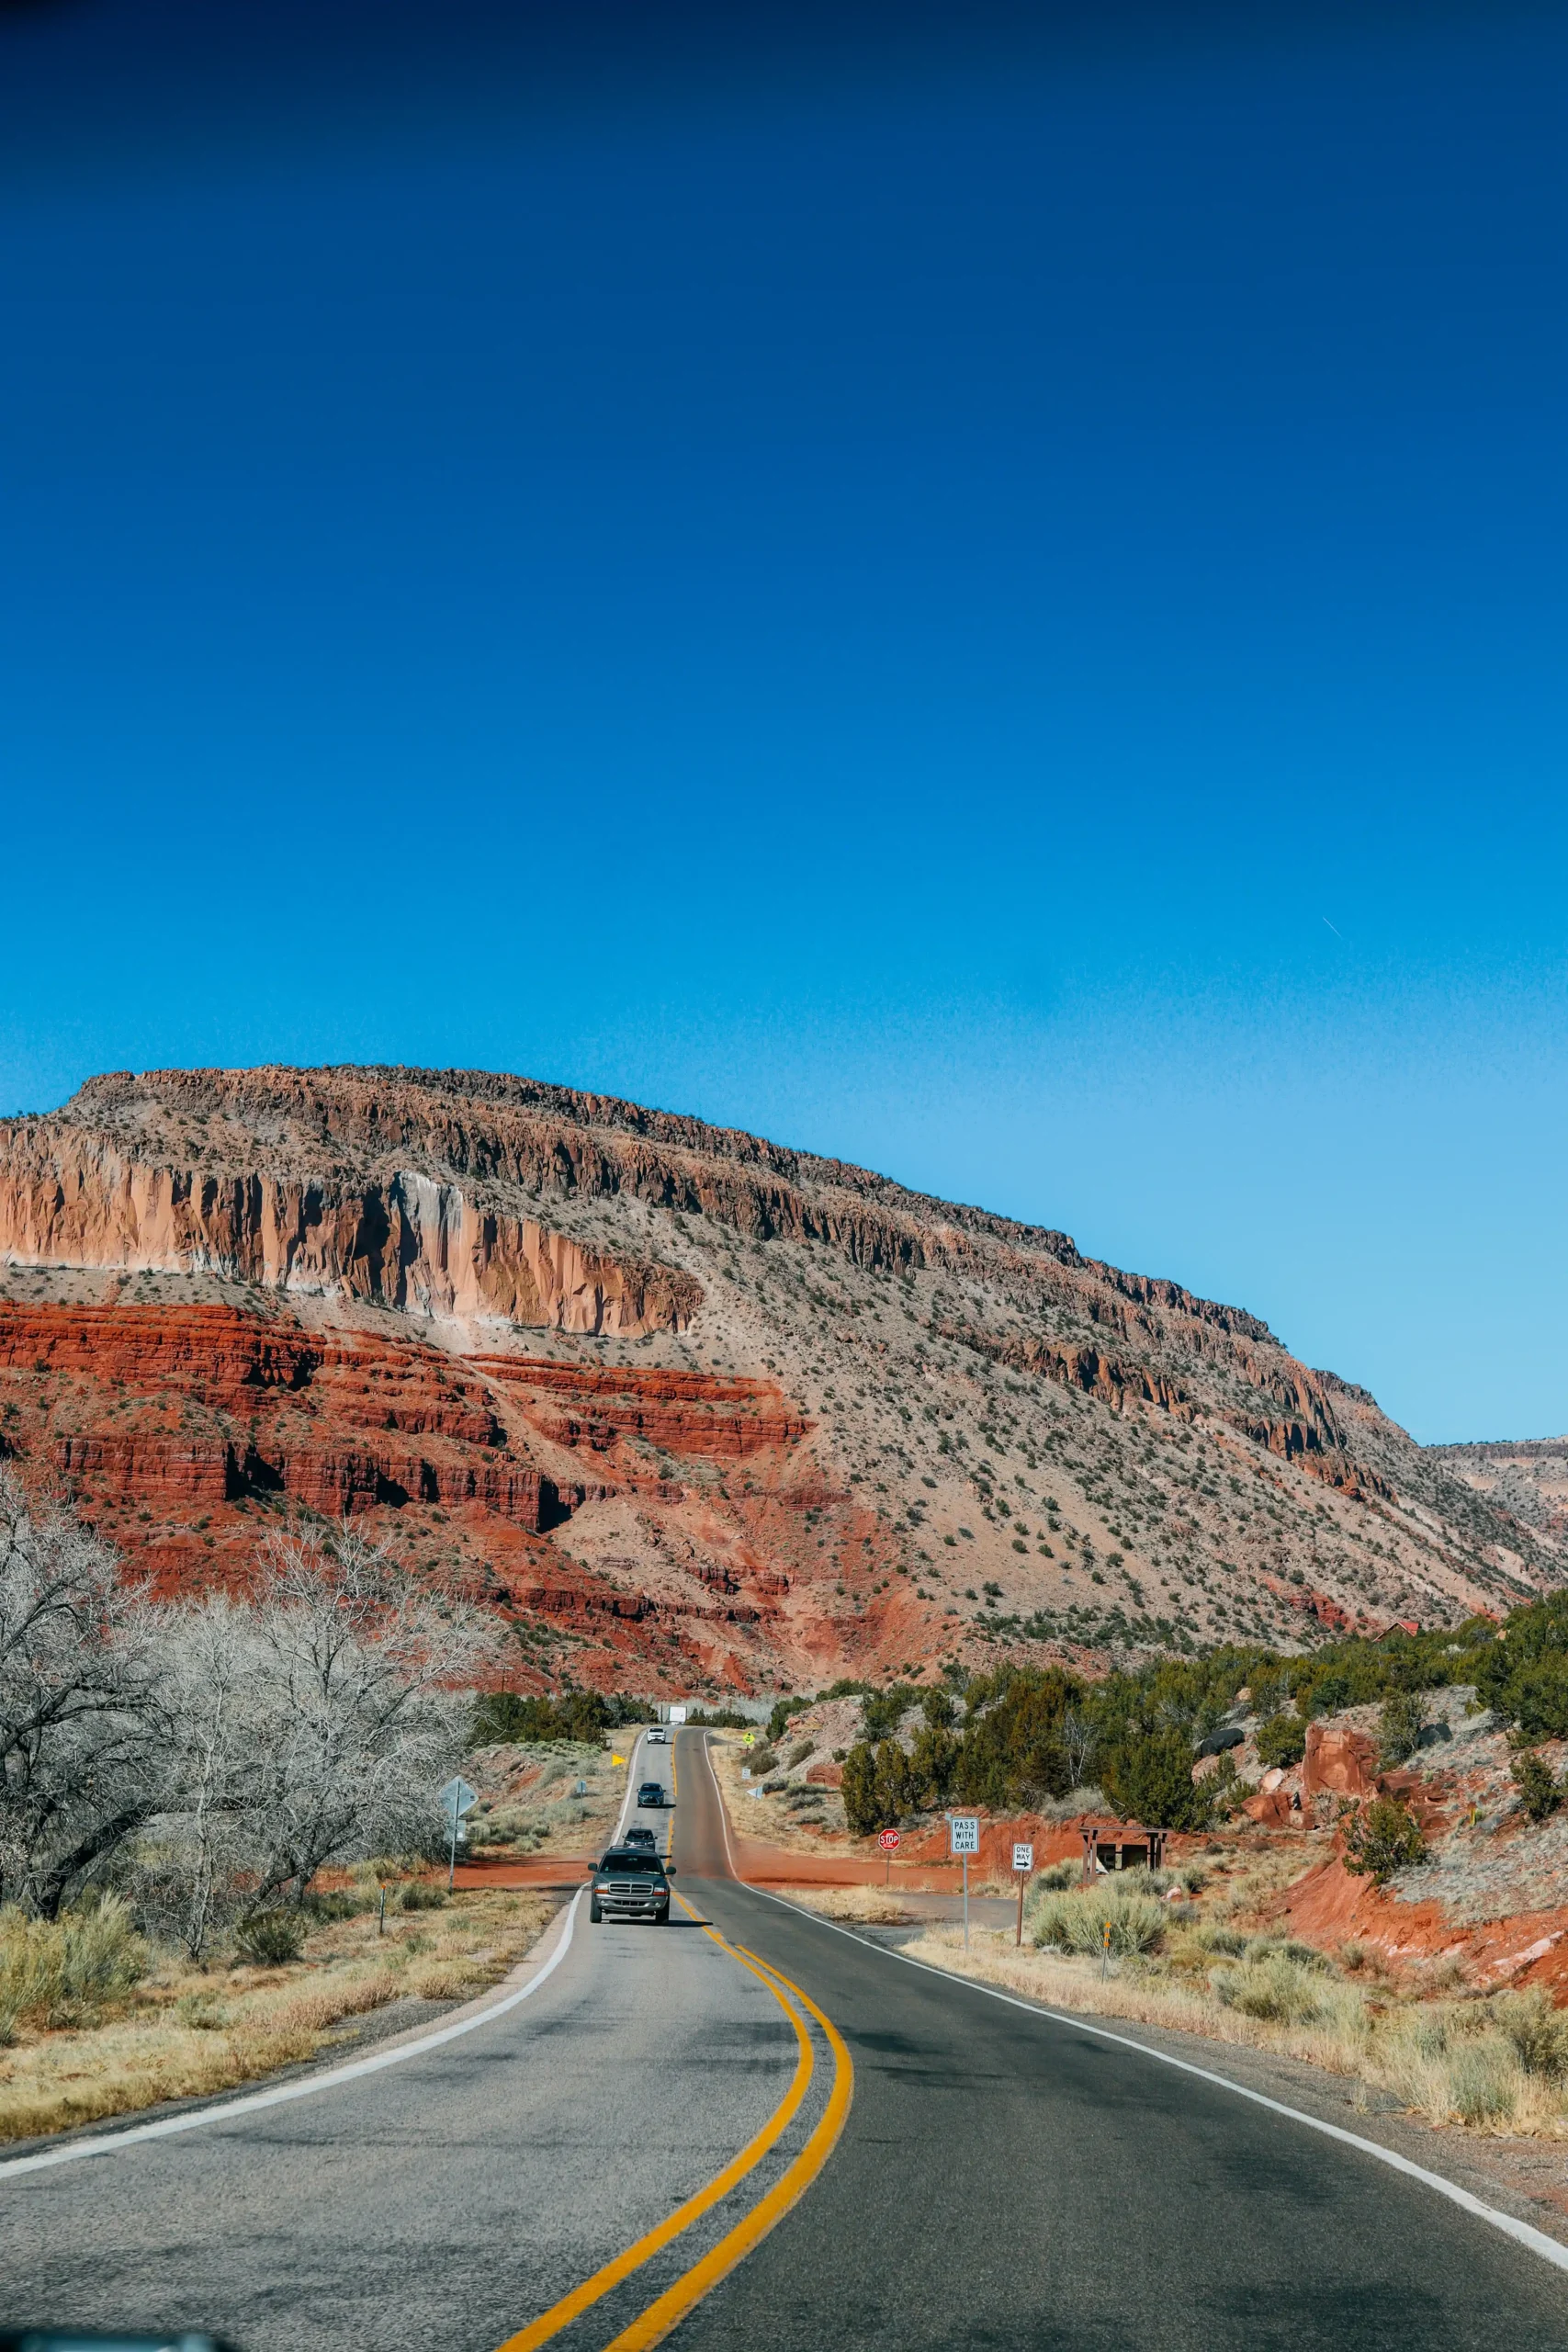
(655, 1907, 670, 1926)
(590, 1897, 602, 1924)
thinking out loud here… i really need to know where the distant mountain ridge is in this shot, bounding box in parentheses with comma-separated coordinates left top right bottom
(0, 1065, 1558, 1694)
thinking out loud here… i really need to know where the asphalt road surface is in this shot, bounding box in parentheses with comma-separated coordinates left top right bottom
(4, 1729, 1566, 2351)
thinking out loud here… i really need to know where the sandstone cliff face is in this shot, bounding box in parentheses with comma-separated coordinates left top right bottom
(0, 1061, 1558, 1695)
(0, 1125, 695, 1336)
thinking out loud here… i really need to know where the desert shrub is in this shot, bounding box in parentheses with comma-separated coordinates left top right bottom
(399, 1882, 448, 1912)
(1496, 1990, 1568, 2080)
(1031, 1887, 1167, 1959)
(1244, 1935, 1329, 1972)
(784, 1739, 816, 1770)
(1035, 1860, 1078, 1892)
(234, 1908, 308, 1965)
(1378, 1690, 1425, 1768)
(1179, 1863, 1209, 1894)
(303, 1890, 366, 1922)
(0, 1896, 147, 2041)
(1341, 1796, 1426, 1884)
(1190, 1922, 1247, 1957)
(1447, 2040, 1518, 2126)
(1510, 1749, 1563, 1824)
(1255, 1713, 1306, 1770)
(1213, 1953, 1323, 2025)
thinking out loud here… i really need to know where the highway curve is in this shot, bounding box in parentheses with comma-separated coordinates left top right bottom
(671, 1729, 1568, 2352)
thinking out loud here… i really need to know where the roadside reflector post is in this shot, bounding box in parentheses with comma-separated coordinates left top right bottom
(378, 1886, 387, 1937)
(1012, 1841, 1033, 1948)
(949, 1815, 979, 1952)
(1101, 1917, 1111, 1979)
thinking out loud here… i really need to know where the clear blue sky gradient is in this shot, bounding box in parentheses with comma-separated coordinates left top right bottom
(1, 5, 1563, 1442)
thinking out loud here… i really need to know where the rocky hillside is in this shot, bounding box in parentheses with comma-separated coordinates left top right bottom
(0, 1065, 1560, 1697)
(1426, 1437, 1568, 1551)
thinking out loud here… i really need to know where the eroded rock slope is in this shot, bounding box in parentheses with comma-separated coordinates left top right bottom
(0, 1065, 1558, 1694)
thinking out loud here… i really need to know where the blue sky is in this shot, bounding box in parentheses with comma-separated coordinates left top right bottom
(1, 4, 1563, 1442)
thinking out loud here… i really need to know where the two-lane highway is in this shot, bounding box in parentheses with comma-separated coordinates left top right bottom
(5, 1726, 1567, 2350)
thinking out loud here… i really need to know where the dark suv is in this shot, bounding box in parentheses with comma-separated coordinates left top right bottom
(590, 1848, 673, 1926)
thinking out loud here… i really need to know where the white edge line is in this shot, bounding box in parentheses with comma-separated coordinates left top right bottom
(0, 1737, 655, 2185)
(735, 1871, 1568, 2279)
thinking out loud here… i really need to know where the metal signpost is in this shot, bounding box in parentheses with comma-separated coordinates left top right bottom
(878, 1826, 900, 1887)
(440, 1775, 479, 1893)
(1011, 1840, 1034, 1947)
(949, 1815, 979, 1950)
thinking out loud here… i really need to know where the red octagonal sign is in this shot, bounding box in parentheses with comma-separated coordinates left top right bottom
(878, 1828, 901, 1851)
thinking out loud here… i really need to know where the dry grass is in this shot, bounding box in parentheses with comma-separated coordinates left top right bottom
(907, 1924, 1568, 2139)
(0, 1886, 551, 2145)
(778, 1884, 912, 1925)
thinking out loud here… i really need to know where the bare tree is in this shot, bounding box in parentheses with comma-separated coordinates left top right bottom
(1057, 1706, 1099, 1790)
(242, 1521, 490, 1908)
(0, 1468, 165, 1917)
(150, 1597, 268, 1957)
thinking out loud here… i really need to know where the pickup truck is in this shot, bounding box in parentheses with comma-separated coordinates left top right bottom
(590, 1848, 674, 1925)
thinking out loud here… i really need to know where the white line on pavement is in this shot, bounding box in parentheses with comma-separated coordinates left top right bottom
(740, 1882, 1568, 2278)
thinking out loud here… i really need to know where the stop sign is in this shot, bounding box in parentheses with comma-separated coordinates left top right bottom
(878, 1828, 901, 1851)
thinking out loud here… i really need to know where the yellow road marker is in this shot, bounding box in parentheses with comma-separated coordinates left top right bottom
(602, 1942, 855, 2352)
(491, 1748, 811, 2352)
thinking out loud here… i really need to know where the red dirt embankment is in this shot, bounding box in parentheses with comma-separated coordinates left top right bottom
(1269, 1854, 1568, 1995)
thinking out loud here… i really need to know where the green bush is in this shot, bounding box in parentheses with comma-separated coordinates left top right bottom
(1510, 1749, 1563, 1824)
(471, 1688, 651, 1746)
(841, 1738, 913, 1834)
(1101, 1729, 1213, 1832)
(784, 1738, 816, 1770)
(1030, 1887, 1168, 1958)
(399, 1882, 449, 1912)
(908, 1723, 958, 1806)
(1255, 1713, 1306, 1770)
(1496, 1990, 1568, 2080)
(1474, 1591, 1568, 1738)
(1378, 1690, 1425, 1768)
(1341, 1796, 1426, 1884)
(234, 1908, 308, 1965)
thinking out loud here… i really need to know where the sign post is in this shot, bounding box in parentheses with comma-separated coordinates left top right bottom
(439, 1775, 479, 1893)
(1011, 1841, 1034, 1947)
(949, 1815, 979, 1951)
(878, 1826, 900, 1887)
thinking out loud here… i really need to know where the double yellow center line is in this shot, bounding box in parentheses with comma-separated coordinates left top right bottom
(494, 1739, 852, 2352)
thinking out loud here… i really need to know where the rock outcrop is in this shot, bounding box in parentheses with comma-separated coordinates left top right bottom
(0, 1062, 1560, 1693)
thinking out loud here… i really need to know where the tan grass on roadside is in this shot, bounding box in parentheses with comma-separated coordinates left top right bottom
(0, 1889, 550, 2145)
(907, 1925, 1568, 2140)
